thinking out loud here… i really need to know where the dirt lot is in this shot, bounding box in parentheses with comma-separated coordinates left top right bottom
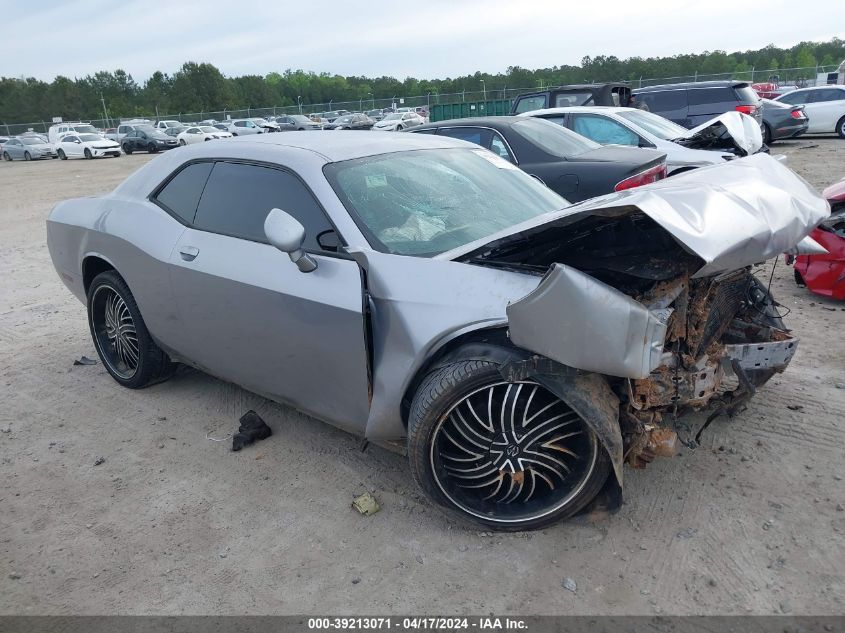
(1, 137, 843, 616)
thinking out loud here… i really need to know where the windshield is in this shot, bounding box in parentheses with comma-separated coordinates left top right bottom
(511, 118, 599, 157)
(324, 148, 567, 256)
(74, 125, 97, 134)
(383, 113, 402, 121)
(79, 134, 102, 142)
(616, 109, 688, 140)
(200, 126, 218, 133)
(21, 138, 43, 145)
(335, 116, 352, 124)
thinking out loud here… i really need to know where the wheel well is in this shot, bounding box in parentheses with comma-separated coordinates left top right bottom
(82, 257, 115, 294)
(399, 327, 519, 426)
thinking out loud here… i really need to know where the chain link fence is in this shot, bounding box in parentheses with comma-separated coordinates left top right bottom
(3, 64, 842, 137)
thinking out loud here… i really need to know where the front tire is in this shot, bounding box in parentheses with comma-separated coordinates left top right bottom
(122, 144, 133, 155)
(84, 148, 92, 159)
(3, 151, 11, 161)
(407, 358, 611, 531)
(179, 139, 186, 146)
(86, 271, 175, 389)
(24, 151, 31, 161)
(762, 123, 772, 145)
(148, 143, 158, 153)
(57, 149, 67, 160)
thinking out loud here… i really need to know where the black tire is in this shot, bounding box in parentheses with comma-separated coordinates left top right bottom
(24, 151, 31, 161)
(148, 143, 158, 153)
(86, 271, 175, 389)
(179, 139, 187, 146)
(407, 358, 611, 531)
(3, 151, 11, 161)
(837, 116, 845, 140)
(232, 132, 238, 136)
(395, 125, 404, 131)
(57, 149, 67, 160)
(84, 148, 92, 160)
(794, 268, 806, 287)
(762, 122, 772, 145)
(122, 144, 133, 155)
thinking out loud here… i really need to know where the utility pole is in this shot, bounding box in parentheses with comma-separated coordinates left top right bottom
(297, 96, 302, 114)
(481, 79, 486, 101)
(100, 94, 110, 127)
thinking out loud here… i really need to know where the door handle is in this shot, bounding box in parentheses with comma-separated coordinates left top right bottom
(179, 246, 200, 261)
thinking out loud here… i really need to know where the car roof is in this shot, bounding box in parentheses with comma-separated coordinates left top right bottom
(781, 85, 845, 91)
(416, 116, 524, 131)
(212, 129, 471, 161)
(634, 80, 748, 92)
(521, 106, 632, 116)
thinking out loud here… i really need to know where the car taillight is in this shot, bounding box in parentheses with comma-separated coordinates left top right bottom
(614, 163, 667, 192)
(791, 109, 806, 119)
(735, 104, 758, 115)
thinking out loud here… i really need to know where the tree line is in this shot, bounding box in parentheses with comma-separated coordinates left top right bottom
(1, 38, 842, 124)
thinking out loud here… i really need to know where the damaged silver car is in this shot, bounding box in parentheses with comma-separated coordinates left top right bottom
(46, 133, 828, 530)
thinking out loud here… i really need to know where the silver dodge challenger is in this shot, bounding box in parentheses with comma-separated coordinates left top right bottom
(47, 133, 828, 530)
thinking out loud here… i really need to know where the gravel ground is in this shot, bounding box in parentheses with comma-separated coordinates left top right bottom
(0, 136, 843, 616)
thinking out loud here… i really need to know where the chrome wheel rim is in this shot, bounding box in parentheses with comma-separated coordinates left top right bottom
(92, 286, 139, 379)
(430, 381, 598, 524)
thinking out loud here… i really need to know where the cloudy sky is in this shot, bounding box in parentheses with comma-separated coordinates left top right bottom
(2, 0, 842, 81)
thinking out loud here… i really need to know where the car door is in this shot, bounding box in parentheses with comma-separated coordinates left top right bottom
(805, 89, 845, 132)
(65, 135, 83, 157)
(167, 160, 371, 432)
(5, 138, 22, 159)
(637, 89, 690, 127)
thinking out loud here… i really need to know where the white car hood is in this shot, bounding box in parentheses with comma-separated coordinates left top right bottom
(676, 111, 762, 156)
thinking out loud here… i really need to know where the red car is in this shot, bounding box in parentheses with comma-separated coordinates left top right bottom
(792, 179, 845, 299)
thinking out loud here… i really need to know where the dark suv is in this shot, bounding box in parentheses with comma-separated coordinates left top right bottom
(632, 81, 762, 129)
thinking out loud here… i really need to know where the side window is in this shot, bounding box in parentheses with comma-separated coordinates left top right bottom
(513, 95, 547, 114)
(234, 121, 245, 127)
(153, 162, 214, 224)
(536, 114, 566, 127)
(571, 114, 639, 146)
(118, 126, 127, 134)
(193, 162, 333, 250)
(778, 90, 809, 105)
(64, 136, 78, 143)
(436, 126, 490, 147)
(489, 134, 514, 163)
(411, 128, 436, 134)
(811, 89, 845, 102)
(687, 87, 735, 105)
(637, 90, 687, 111)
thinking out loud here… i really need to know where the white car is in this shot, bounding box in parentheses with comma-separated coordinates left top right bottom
(226, 119, 268, 135)
(54, 133, 121, 159)
(774, 85, 845, 138)
(373, 111, 425, 131)
(177, 126, 233, 145)
(520, 106, 763, 174)
(155, 120, 183, 131)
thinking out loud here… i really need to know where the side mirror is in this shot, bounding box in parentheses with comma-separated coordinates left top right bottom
(264, 208, 317, 273)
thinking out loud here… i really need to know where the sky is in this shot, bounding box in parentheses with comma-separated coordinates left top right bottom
(1, 0, 843, 82)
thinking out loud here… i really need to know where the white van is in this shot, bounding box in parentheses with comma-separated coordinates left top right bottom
(48, 122, 100, 144)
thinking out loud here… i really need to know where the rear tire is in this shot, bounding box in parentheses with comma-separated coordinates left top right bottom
(407, 357, 611, 531)
(837, 116, 845, 140)
(86, 271, 175, 389)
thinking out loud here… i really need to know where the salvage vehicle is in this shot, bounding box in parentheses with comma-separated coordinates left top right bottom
(520, 107, 762, 175)
(47, 133, 827, 530)
(2, 136, 56, 160)
(510, 83, 632, 114)
(410, 116, 667, 201)
(633, 81, 763, 129)
(121, 126, 179, 154)
(760, 98, 808, 144)
(54, 133, 121, 159)
(372, 111, 425, 131)
(323, 114, 375, 130)
(177, 126, 233, 145)
(790, 178, 845, 300)
(774, 86, 845, 139)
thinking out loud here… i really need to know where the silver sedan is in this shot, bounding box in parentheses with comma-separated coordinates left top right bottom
(47, 132, 826, 530)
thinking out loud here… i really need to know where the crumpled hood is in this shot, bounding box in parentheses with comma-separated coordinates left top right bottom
(675, 111, 762, 156)
(451, 153, 829, 278)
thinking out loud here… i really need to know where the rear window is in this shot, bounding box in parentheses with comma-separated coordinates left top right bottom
(687, 87, 735, 105)
(733, 85, 760, 104)
(553, 91, 594, 107)
(511, 118, 600, 157)
(636, 90, 687, 111)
